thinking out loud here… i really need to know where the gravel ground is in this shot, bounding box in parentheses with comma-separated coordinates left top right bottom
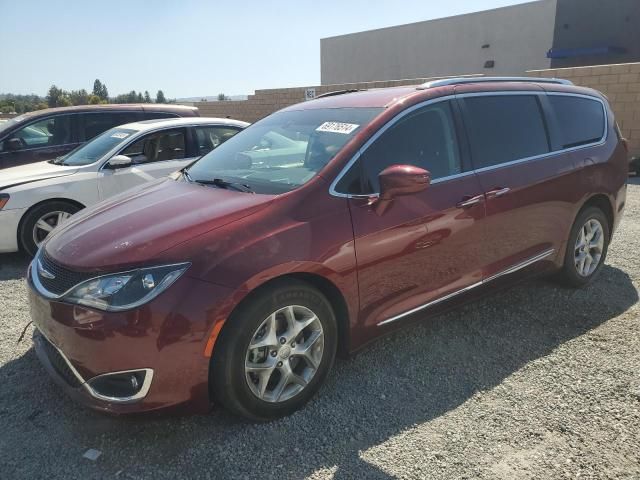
(1, 180, 639, 479)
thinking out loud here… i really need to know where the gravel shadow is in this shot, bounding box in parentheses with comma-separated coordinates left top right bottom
(0, 253, 29, 281)
(0, 263, 637, 479)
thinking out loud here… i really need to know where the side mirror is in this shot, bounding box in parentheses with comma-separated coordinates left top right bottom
(6, 138, 22, 152)
(106, 154, 132, 169)
(374, 164, 431, 215)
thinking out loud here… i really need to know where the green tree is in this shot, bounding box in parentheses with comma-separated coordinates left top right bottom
(92, 79, 103, 98)
(155, 90, 166, 103)
(137, 92, 144, 102)
(100, 84, 109, 101)
(69, 89, 89, 105)
(46, 85, 65, 108)
(144, 90, 152, 103)
(88, 94, 105, 105)
(217, 93, 228, 101)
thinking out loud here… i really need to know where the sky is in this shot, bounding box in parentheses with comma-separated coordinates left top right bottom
(0, 0, 534, 98)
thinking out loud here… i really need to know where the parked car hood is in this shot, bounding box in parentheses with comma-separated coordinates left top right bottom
(44, 178, 275, 271)
(0, 161, 78, 191)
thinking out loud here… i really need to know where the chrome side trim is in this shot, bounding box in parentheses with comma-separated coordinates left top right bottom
(419, 77, 574, 89)
(377, 248, 555, 326)
(482, 248, 556, 284)
(36, 328, 154, 404)
(378, 281, 483, 326)
(329, 91, 608, 198)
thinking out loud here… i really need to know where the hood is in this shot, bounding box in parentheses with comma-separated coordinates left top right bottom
(0, 161, 78, 191)
(44, 178, 275, 271)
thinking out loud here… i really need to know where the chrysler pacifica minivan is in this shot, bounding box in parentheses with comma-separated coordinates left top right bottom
(28, 77, 628, 420)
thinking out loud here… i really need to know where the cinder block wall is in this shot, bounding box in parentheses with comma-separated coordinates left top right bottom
(528, 63, 640, 157)
(198, 63, 640, 158)
(196, 76, 476, 123)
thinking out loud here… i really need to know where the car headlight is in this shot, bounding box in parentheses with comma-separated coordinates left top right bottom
(63, 263, 190, 311)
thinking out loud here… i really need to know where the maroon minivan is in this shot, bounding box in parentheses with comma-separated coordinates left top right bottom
(0, 104, 199, 169)
(28, 77, 628, 420)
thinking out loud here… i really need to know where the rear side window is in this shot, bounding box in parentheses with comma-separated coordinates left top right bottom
(194, 126, 241, 156)
(81, 112, 140, 141)
(548, 95, 605, 149)
(2, 115, 72, 151)
(121, 128, 186, 164)
(463, 95, 550, 169)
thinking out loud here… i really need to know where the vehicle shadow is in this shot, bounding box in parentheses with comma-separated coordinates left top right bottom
(0, 265, 637, 479)
(0, 253, 29, 281)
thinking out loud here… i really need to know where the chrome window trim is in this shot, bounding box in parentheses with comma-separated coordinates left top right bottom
(35, 328, 154, 403)
(329, 91, 608, 198)
(378, 248, 555, 326)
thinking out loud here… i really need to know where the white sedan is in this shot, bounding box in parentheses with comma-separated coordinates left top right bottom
(0, 117, 248, 255)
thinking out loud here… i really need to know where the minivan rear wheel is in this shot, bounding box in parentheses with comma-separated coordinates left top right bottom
(210, 280, 337, 421)
(558, 206, 610, 288)
(19, 201, 81, 257)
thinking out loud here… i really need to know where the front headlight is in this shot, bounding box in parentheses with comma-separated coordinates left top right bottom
(63, 263, 190, 311)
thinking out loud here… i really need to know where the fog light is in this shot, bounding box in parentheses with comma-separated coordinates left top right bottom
(87, 369, 153, 402)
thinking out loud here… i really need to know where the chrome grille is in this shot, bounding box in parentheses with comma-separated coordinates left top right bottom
(37, 250, 94, 296)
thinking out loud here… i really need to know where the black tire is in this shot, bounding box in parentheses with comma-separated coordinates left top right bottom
(557, 206, 610, 288)
(210, 280, 337, 421)
(19, 200, 82, 257)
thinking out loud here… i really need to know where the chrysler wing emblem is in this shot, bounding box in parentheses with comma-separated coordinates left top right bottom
(37, 259, 56, 280)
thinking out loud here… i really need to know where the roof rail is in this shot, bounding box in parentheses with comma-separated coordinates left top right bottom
(418, 76, 574, 89)
(314, 89, 365, 99)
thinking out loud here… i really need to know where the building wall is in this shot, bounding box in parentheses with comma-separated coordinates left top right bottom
(319, 0, 556, 85)
(551, 0, 640, 68)
(529, 63, 640, 157)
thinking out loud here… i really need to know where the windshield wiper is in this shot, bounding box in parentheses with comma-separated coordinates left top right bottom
(191, 176, 254, 193)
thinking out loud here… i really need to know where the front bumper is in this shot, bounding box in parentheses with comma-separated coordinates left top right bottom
(28, 265, 236, 414)
(0, 207, 27, 253)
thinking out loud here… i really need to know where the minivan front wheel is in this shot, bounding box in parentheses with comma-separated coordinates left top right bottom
(559, 206, 610, 287)
(210, 280, 337, 421)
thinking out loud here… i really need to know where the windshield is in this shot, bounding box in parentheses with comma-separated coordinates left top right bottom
(62, 127, 138, 166)
(186, 107, 383, 194)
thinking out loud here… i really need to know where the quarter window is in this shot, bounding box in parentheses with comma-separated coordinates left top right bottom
(463, 95, 550, 169)
(356, 101, 462, 193)
(548, 96, 605, 149)
(194, 126, 240, 156)
(121, 129, 186, 164)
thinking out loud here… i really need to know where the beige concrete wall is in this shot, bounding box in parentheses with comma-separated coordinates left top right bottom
(198, 62, 640, 159)
(529, 63, 640, 157)
(196, 75, 474, 123)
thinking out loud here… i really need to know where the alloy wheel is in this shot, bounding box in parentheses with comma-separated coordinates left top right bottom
(245, 305, 324, 403)
(574, 218, 604, 277)
(32, 211, 72, 247)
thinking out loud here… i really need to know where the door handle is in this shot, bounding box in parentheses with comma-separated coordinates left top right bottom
(456, 194, 484, 209)
(485, 187, 511, 199)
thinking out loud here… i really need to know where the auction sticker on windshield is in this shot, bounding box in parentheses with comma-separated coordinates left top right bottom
(111, 132, 130, 139)
(316, 122, 360, 135)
